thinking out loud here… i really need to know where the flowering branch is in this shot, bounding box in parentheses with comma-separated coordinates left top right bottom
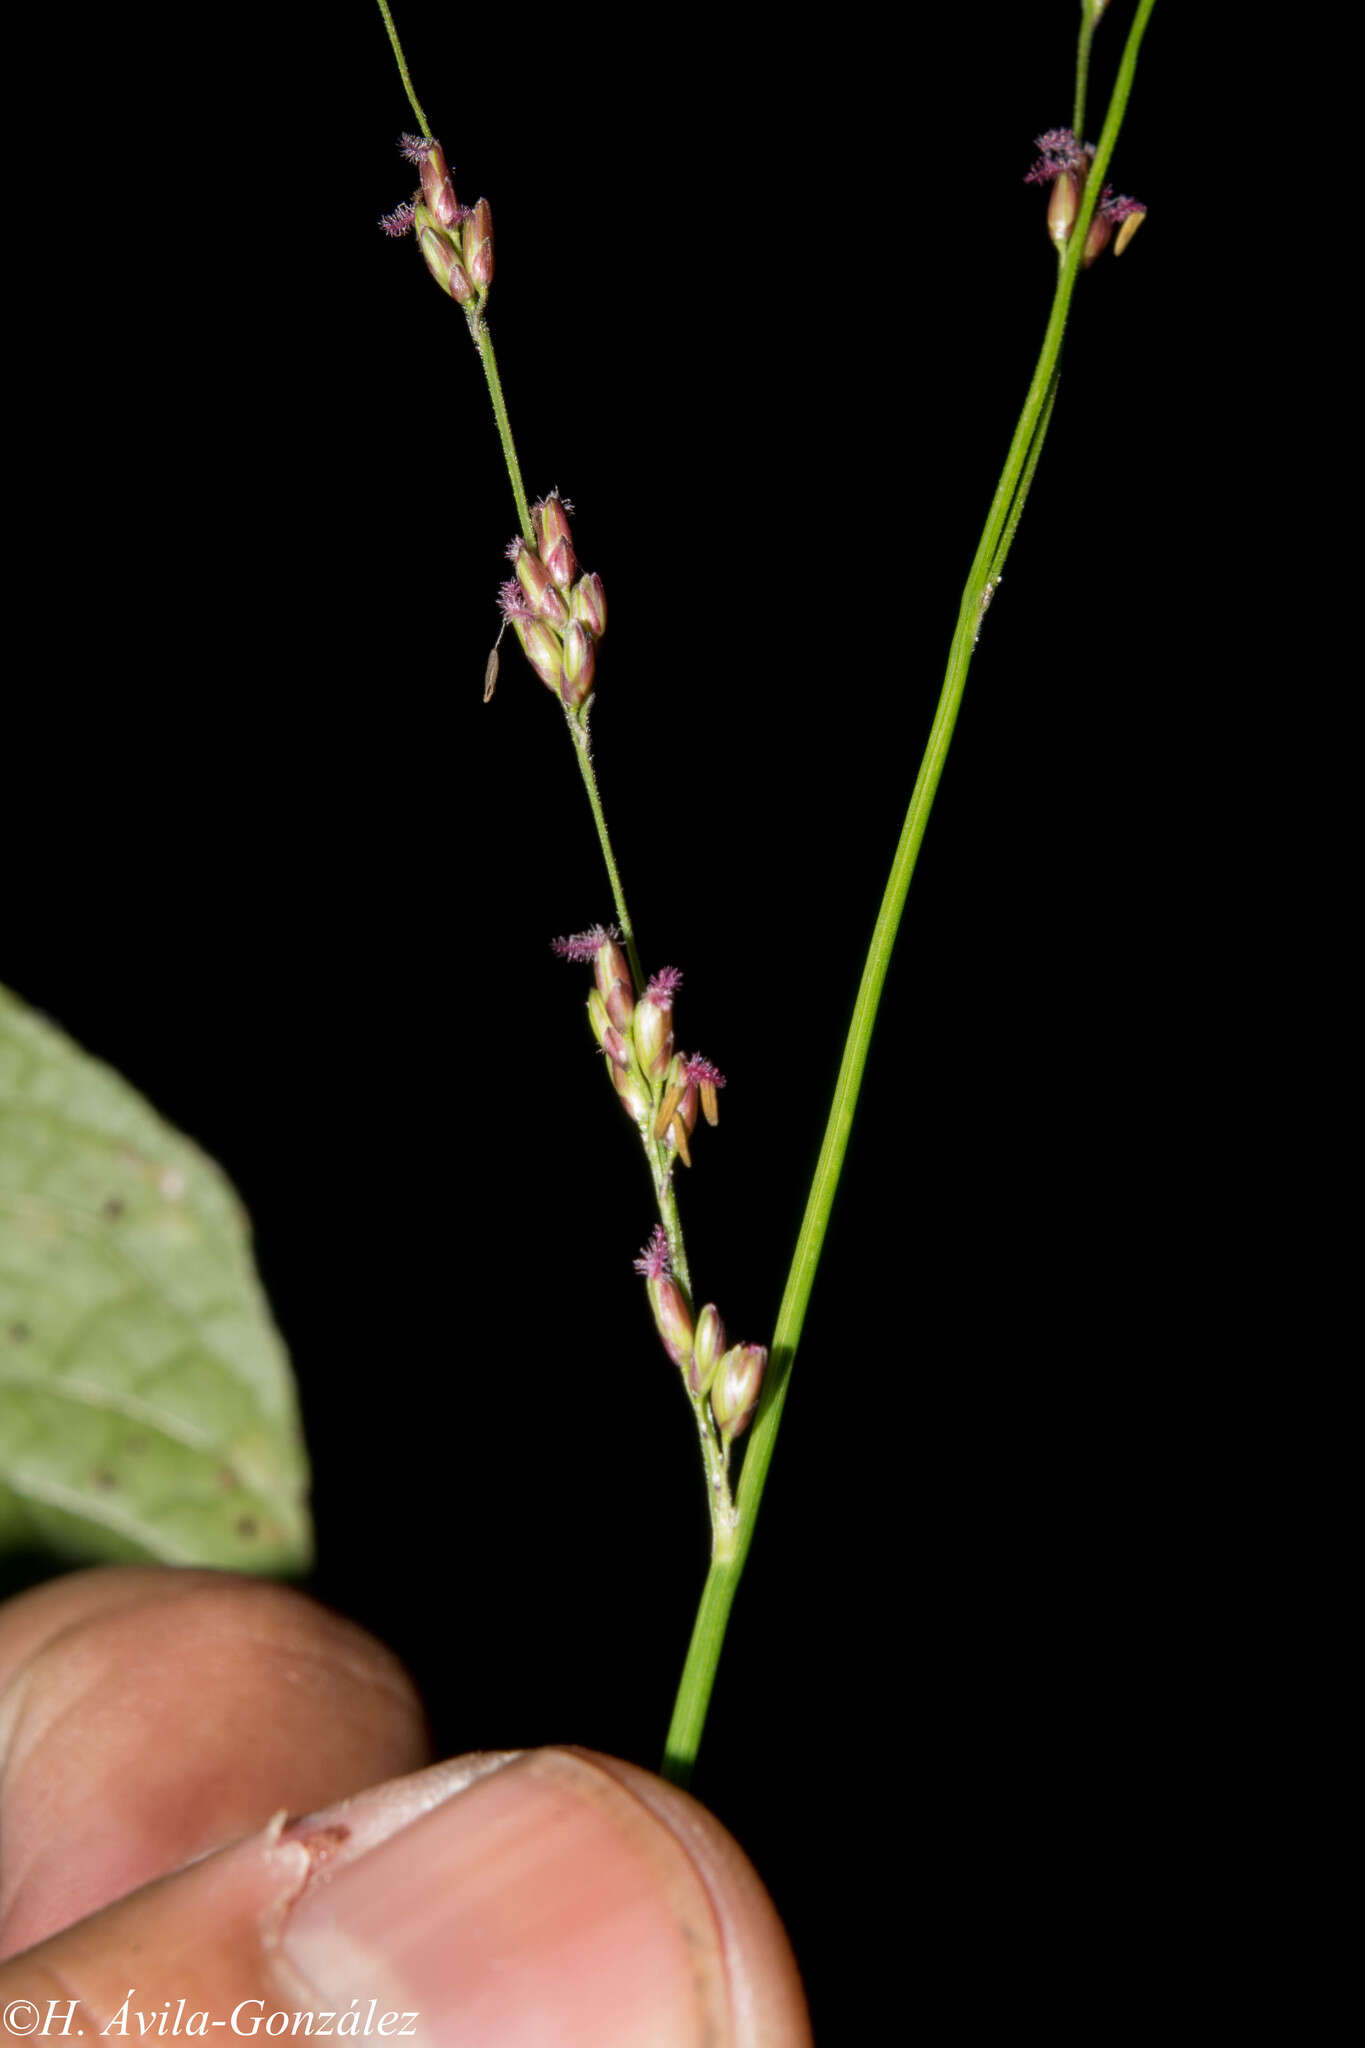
(372, 0, 1159, 1792)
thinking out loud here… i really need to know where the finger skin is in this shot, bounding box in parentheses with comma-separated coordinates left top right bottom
(0, 1818, 312, 2019)
(0, 1567, 431, 1957)
(0, 1750, 813, 2047)
(574, 1750, 813, 2048)
(0, 1571, 812, 2041)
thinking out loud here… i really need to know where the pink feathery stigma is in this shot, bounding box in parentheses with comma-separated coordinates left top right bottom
(497, 579, 535, 625)
(377, 202, 416, 238)
(684, 1054, 727, 1091)
(1024, 127, 1091, 184)
(646, 967, 683, 1001)
(551, 924, 620, 963)
(632, 1225, 672, 1280)
(399, 134, 437, 165)
(1100, 190, 1146, 222)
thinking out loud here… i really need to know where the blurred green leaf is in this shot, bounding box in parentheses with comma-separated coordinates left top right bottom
(0, 984, 311, 1572)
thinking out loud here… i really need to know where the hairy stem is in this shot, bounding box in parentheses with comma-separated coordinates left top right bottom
(564, 712, 645, 994)
(374, 0, 431, 137)
(468, 314, 534, 549)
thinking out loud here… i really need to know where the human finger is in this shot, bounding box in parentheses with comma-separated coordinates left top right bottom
(0, 1566, 431, 1957)
(0, 1747, 812, 2045)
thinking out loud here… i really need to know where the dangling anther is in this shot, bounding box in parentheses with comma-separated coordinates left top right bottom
(484, 621, 508, 703)
(654, 1081, 684, 1141)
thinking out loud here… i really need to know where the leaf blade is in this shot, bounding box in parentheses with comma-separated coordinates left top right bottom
(0, 985, 312, 1573)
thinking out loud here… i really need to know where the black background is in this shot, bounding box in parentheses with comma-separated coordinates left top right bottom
(4, 2, 1207, 2031)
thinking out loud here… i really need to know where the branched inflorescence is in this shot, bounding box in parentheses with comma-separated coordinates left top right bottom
(377, 128, 728, 1457)
(373, 0, 1159, 1790)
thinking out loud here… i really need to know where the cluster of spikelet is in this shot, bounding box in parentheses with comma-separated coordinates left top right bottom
(1024, 127, 1146, 265)
(498, 495, 607, 714)
(383, 128, 763, 1453)
(553, 926, 766, 1449)
(379, 135, 493, 308)
(634, 1225, 767, 1452)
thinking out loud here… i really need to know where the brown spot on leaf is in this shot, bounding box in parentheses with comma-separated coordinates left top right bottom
(101, 1196, 126, 1222)
(90, 1467, 119, 1490)
(235, 1514, 259, 1539)
(7, 1322, 31, 1343)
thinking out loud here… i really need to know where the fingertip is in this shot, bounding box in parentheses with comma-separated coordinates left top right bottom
(2, 1745, 811, 2046)
(274, 1746, 811, 2046)
(0, 1567, 431, 1956)
(565, 1749, 814, 2048)
(0, 1815, 312, 2008)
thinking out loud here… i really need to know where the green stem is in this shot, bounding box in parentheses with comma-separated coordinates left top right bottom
(683, 1377, 734, 1546)
(468, 314, 534, 548)
(662, 1556, 740, 1780)
(1075, 4, 1097, 137)
(989, 364, 1059, 589)
(661, 0, 1157, 1790)
(564, 710, 645, 995)
(650, 1152, 693, 1300)
(374, 0, 431, 137)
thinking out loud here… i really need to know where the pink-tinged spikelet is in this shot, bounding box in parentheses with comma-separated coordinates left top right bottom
(532, 494, 577, 590)
(571, 572, 607, 640)
(561, 620, 596, 708)
(1085, 187, 1148, 266)
(635, 969, 681, 1077)
(508, 539, 569, 628)
(635, 1226, 694, 1367)
(689, 1303, 726, 1398)
(464, 197, 494, 287)
(711, 1342, 767, 1446)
